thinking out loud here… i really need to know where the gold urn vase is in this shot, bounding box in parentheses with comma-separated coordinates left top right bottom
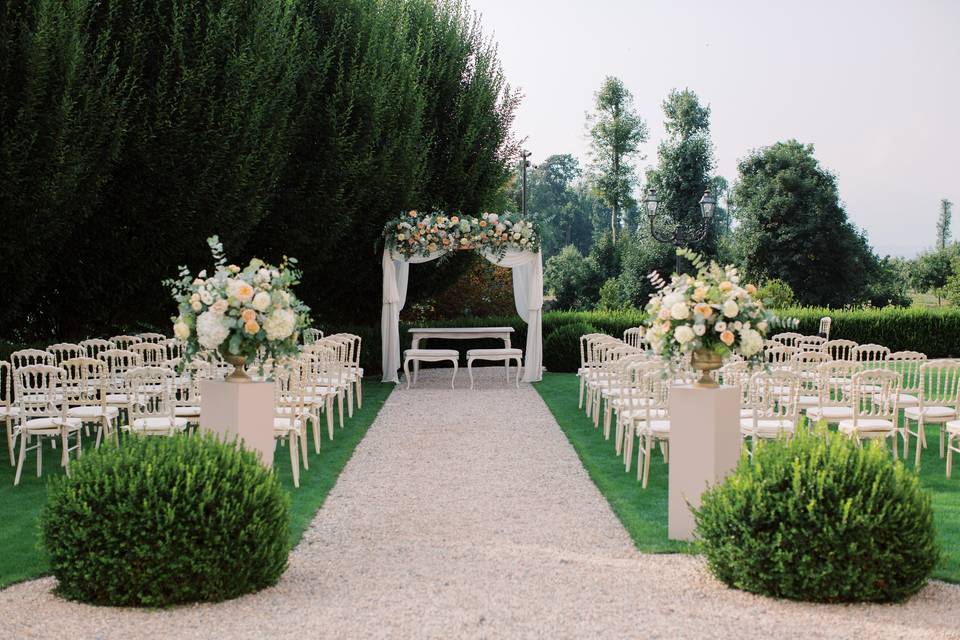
(223, 354, 251, 383)
(691, 348, 722, 388)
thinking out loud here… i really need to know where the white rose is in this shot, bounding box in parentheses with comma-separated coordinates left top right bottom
(740, 329, 764, 357)
(757, 320, 768, 332)
(199, 290, 214, 306)
(173, 321, 190, 340)
(723, 300, 739, 318)
(252, 291, 272, 312)
(674, 325, 695, 344)
(262, 308, 297, 341)
(733, 321, 742, 330)
(670, 302, 689, 320)
(191, 300, 202, 312)
(693, 323, 706, 336)
(715, 321, 727, 332)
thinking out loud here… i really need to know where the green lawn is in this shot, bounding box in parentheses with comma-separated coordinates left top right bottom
(534, 372, 960, 583)
(0, 379, 393, 589)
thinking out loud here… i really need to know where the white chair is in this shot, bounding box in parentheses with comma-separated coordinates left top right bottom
(806, 361, 859, 425)
(614, 358, 664, 457)
(79, 338, 113, 360)
(172, 360, 208, 430)
(62, 357, 118, 447)
(13, 365, 83, 485)
(789, 351, 832, 411)
(818, 316, 832, 340)
(0, 361, 20, 465)
(46, 343, 84, 366)
(10, 349, 54, 370)
(771, 332, 803, 348)
(122, 367, 187, 437)
(579, 334, 617, 413)
(302, 328, 324, 345)
(903, 359, 960, 466)
(838, 369, 901, 459)
(945, 420, 960, 479)
(160, 338, 185, 361)
(299, 347, 341, 446)
(98, 349, 144, 413)
(403, 349, 459, 389)
(137, 332, 167, 344)
(741, 370, 801, 455)
(466, 348, 523, 389)
(822, 339, 857, 361)
(109, 335, 142, 350)
(274, 362, 310, 488)
(327, 333, 363, 416)
(129, 342, 166, 366)
(795, 335, 826, 352)
(765, 345, 799, 370)
(623, 327, 648, 349)
(853, 343, 890, 369)
(624, 362, 671, 488)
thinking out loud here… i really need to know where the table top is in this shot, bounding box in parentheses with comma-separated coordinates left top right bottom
(408, 327, 514, 335)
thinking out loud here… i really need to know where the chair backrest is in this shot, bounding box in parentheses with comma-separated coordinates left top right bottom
(765, 345, 799, 367)
(129, 342, 165, 366)
(822, 339, 858, 361)
(173, 360, 210, 408)
(14, 364, 64, 420)
(623, 327, 648, 349)
(99, 349, 144, 390)
(771, 332, 804, 348)
(623, 360, 669, 416)
(818, 316, 832, 340)
(850, 369, 900, 424)
(0, 361, 12, 408)
(579, 333, 605, 369)
(46, 343, 85, 365)
(817, 360, 859, 407)
(124, 366, 175, 423)
(795, 335, 826, 352)
(137, 332, 167, 344)
(919, 359, 960, 408)
(747, 370, 800, 422)
(109, 335, 142, 350)
(886, 351, 927, 395)
(11, 348, 54, 370)
(790, 350, 832, 395)
(302, 328, 324, 345)
(161, 338, 185, 361)
(60, 357, 107, 408)
(853, 343, 890, 367)
(719, 361, 750, 404)
(79, 338, 114, 359)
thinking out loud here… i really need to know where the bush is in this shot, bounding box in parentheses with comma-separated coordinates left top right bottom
(694, 427, 939, 603)
(782, 306, 960, 357)
(41, 433, 290, 607)
(758, 278, 795, 308)
(543, 322, 598, 372)
(544, 245, 601, 310)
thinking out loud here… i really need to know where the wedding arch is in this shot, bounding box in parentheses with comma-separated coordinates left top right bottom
(380, 211, 543, 384)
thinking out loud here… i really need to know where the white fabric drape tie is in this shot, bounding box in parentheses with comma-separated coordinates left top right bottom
(381, 248, 544, 384)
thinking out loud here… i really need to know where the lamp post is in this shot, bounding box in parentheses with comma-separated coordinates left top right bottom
(644, 187, 717, 274)
(520, 150, 532, 216)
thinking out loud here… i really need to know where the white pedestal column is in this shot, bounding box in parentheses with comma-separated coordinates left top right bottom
(200, 381, 275, 468)
(668, 384, 740, 541)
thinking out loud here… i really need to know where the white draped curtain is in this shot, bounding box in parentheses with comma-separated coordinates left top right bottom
(381, 248, 543, 383)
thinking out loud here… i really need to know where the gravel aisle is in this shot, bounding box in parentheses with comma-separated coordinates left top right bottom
(2, 368, 958, 639)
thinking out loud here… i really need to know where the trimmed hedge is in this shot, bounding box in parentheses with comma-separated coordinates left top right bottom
(783, 306, 960, 358)
(543, 322, 598, 372)
(41, 433, 290, 607)
(694, 426, 939, 603)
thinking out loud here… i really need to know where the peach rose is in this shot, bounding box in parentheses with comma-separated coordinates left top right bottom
(241, 308, 257, 323)
(719, 281, 733, 292)
(244, 320, 260, 335)
(694, 303, 713, 318)
(720, 330, 735, 346)
(746, 283, 757, 295)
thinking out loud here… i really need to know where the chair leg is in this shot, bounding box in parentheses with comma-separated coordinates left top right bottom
(356, 377, 363, 409)
(312, 411, 321, 453)
(940, 425, 946, 458)
(451, 360, 458, 390)
(346, 382, 354, 419)
(326, 397, 334, 440)
(14, 433, 28, 486)
(289, 434, 300, 488)
(468, 359, 475, 390)
(337, 391, 344, 429)
(515, 358, 522, 388)
(299, 425, 309, 471)
(915, 417, 925, 467)
(903, 418, 911, 459)
(947, 436, 954, 478)
(5, 420, 14, 466)
(578, 376, 585, 409)
(404, 359, 412, 389)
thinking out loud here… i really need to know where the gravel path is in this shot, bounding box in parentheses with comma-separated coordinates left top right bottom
(2, 368, 958, 639)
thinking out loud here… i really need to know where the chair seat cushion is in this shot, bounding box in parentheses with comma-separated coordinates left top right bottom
(273, 416, 302, 430)
(838, 418, 895, 432)
(130, 417, 188, 431)
(946, 420, 960, 434)
(404, 349, 459, 358)
(642, 419, 670, 433)
(806, 406, 854, 421)
(740, 418, 795, 435)
(796, 395, 819, 407)
(67, 405, 120, 419)
(105, 393, 130, 404)
(467, 348, 522, 357)
(621, 408, 668, 420)
(0, 406, 20, 417)
(174, 406, 200, 417)
(904, 406, 955, 420)
(23, 417, 83, 431)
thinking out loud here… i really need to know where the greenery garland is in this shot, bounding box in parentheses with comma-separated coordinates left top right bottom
(383, 211, 540, 260)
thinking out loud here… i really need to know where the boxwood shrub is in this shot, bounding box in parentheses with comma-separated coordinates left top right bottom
(41, 433, 290, 607)
(543, 322, 598, 372)
(694, 426, 939, 603)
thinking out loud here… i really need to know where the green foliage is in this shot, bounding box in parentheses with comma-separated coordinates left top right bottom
(784, 306, 960, 357)
(937, 199, 953, 250)
(757, 279, 795, 308)
(732, 140, 883, 307)
(544, 245, 602, 310)
(587, 76, 648, 241)
(543, 322, 597, 372)
(597, 278, 628, 311)
(1, 0, 518, 342)
(695, 427, 939, 603)
(41, 434, 290, 607)
(911, 245, 958, 302)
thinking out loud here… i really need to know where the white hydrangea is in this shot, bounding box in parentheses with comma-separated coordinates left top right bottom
(674, 325, 695, 344)
(740, 329, 764, 356)
(196, 310, 229, 349)
(263, 308, 296, 341)
(670, 302, 689, 320)
(252, 291, 272, 312)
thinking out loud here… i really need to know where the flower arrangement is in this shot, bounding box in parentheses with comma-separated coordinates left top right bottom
(165, 237, 311, 369)
(643, 249, 777, 365)
(383, 210, 540, 260)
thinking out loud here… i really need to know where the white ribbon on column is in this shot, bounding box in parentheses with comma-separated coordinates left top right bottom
(381, 247, 544, 383)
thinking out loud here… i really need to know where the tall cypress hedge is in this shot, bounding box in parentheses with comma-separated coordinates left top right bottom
(1, 0, 518, 341)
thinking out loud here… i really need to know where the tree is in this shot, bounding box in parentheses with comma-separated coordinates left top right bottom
(544, 246, 601, 310)
(938, 199, 954, 250)
(586, 77, 648, 242)
(644, 89, 719, 264)
(518, 154, 595, 258)
(911, 246, 958, 305)
(732, 140, 880, 307)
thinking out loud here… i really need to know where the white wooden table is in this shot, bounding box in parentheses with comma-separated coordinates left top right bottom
(407, 327, 515, 376)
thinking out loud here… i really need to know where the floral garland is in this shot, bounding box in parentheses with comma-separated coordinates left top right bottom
(383, 210, 540, 260)
(164, 236, 311, 366)
(643, 249, 779, 362)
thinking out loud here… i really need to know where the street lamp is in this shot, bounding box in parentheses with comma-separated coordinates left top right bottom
(644, 187, 716, 274)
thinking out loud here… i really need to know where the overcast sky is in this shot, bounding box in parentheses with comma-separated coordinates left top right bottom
(471, 0, 959, 257)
